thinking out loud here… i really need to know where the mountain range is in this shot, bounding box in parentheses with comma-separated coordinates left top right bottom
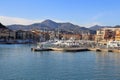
(7, 19, 95, 34)
(1, 19, 117, 34)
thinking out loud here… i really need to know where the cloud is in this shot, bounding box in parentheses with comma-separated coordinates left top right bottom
(0, 16, 67, 26)
(0, 16, 42, 25)
(0, 16, 103, 28)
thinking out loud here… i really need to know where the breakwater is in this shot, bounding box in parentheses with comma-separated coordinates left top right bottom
(32, 47, 120, 53)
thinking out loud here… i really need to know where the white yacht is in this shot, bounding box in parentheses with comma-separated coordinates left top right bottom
(37, 37, 81, 48)
(107, 41, 120, 48)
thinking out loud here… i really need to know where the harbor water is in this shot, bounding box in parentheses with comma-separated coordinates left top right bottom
(0, 44, 120, 80)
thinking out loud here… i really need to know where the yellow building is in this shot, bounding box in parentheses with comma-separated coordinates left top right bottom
(115, 29, 120, 41)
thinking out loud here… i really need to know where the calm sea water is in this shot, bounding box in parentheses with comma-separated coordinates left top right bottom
(0, 44, 120, 80)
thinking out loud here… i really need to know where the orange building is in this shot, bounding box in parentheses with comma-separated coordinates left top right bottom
(95, 28, 120, 43)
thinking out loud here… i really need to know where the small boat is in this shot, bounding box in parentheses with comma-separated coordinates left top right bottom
(31, 47, 51, 51)
(31, 44, 52, 51)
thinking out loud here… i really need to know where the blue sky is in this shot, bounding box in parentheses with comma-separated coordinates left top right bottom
(0, 0, 120, 27)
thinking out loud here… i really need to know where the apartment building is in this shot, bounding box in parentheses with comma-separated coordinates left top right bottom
(96, 28, 120, 44)
(0, 29, 15, 41)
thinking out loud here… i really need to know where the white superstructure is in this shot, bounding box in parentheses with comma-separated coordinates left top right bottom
(107, 41, 120, 48)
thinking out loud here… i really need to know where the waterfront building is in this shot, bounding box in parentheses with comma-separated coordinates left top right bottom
(82, 33, 95, 41)
(0, 29, 15, 41)
(115, 29, 120, 41)
(61, 34, 82, 40)
(15, 30, 40, 43)
(32, 30, 51, 41)
(16, 30, 26, 40)
(95, 28, 120, 44)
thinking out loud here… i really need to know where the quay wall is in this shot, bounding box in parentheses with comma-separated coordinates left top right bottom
(88, 48, 120, 53)
(32, 47, 120, 53)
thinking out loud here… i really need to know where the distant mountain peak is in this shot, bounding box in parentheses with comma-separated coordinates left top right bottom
(93, 24, 100, 26)
(7, 20, 95, 34)
(42, 19, 56, 24)
(89, 25, 112, 31)
(40, 19, 58, 28)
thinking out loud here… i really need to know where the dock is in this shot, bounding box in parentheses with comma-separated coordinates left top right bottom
(50, 47, 88, 52)
(31, 47, 89, 52)
(88, 48, 120, 53)
(88, 48, 109, 52)
(31, 47, 120, 53)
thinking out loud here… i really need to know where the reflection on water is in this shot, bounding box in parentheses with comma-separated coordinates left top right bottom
(94, 52, 120, 80)
(0, 44, 120, 80)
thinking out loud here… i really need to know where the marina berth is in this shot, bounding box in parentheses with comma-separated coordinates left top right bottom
(107, 41, 120, 48)
(32, 37, 89, 52)
(31, 39, 120, 53)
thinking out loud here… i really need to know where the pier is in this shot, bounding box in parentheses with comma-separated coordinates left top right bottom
(50, 47, 88, 52)
(31, 47, 89, 52)
(88, 48, 120, 53)
(32, 47, 120, 53)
